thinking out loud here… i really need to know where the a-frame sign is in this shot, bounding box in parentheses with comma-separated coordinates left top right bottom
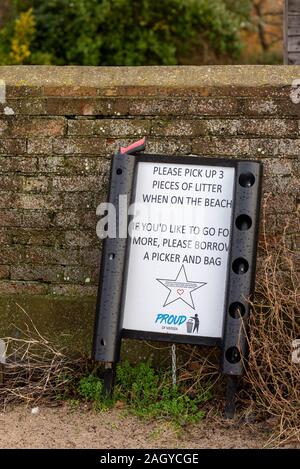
(93, 139, 263, 417)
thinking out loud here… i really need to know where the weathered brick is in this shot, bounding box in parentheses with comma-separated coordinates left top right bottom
(63, 265, 98, 283)
(96, 85, 291, 99)
(50, 283, 97, 296)
(10, 265, 48, 282)
(44, 86, 97, 97)
(65, 230, 98, 247)
(189, 137, 300, 158)
(0, 156, 37, 173)
(22, 176, 49, 193)
(55, 209, 99, 229)
(54, 211, 82, 228)
(0, 246, 24, 264)
(27, 138, 53, 154)
(147, 138, 192, 155)
(0, 281, 49, 295)
(81, 211, 98, 230)
(24, 246, 80, 265)
(64, 157, 111, 177)
(68, 119, 94, 136)
(11, 265, 64, 282)
(5, 85, 42, 98)
(52, 175, 105, 192)
(0, 117, 66, 137)
(24, 118, 65, 136)
(38, 156, 110, 175)
(21, 210, 56, 229)
(0, 265, 10, 279)
(277, 99, 300, 117)
(11, 264, 97, 283)
(53, 137, 106, 155)
(240, 98, 278, 116)
(0, 99, 46, 115)
(0, 209, 23, 227)
(294, 159, 300, 182)
(128, 98, 190, 116)
(62, 192, 102, 210)
(106, 138, 191, 156)
(0, 228, 11, 244)
(263, 159, 293, 178)
(0, 120, 9, 135)
(0, 138, 26, 154)
(204, 119, 242, 136)
(249, 138, 300, 157)
(204, 119, 298, 137)
(38, 156, 65, 173)
(265, 193, 297, 214)
(0, 175, 23, 191)
(11, 229, 64, 246)
(192, 137, 250, 156)
(188, 98, 238, 116)
(13, 194, 62, 210)
(92, 119, 150, 137)
(264, 175, 300, 195)
(79, 248, 100, 267)
(46, 98, 129, 116)
(0, 192, 14, 209)
(151, 120, 205, 137)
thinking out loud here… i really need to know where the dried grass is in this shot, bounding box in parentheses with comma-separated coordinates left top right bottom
(0, 303, 85, 408)
(243, 197, 300, 446)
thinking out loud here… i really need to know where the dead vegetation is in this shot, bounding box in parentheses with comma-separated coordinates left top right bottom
(0, 303, 86, 408)
(243, 199, 300, 447)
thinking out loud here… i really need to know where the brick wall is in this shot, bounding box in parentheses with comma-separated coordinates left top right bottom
(0, 66, 299, 352)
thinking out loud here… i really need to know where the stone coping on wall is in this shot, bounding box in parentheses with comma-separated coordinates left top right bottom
(1, 65, 300, 95)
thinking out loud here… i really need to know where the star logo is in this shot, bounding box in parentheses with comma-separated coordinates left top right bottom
(157, 265, 207, 309)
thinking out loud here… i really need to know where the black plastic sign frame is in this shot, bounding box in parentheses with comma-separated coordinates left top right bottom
(93, 145, 263, 415)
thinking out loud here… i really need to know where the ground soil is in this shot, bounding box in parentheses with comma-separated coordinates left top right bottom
(0, 403, 278, 449)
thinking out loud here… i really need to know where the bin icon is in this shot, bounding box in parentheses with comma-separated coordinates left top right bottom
(186, 318, 194, 333)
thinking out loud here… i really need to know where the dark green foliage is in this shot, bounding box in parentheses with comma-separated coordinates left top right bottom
(1, 0, 250, 65)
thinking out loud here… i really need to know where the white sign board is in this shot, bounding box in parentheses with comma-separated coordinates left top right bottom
(122, 162, 235, 338)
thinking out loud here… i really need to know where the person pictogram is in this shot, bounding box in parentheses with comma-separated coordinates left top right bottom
(190, 313, 199, 333)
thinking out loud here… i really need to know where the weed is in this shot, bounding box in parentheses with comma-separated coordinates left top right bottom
(78, 374, 111, 411)
(68, 398, 80, 410)
(114, 360, 211, 425)
(78, 374, 103, 401)
(74, 361, 212, 425)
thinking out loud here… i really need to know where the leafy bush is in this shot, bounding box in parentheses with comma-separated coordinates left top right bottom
(10, 8, 35, 64)
(0, 0, 250, 65)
